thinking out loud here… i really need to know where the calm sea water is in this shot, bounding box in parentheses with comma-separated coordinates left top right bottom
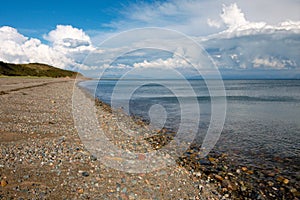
(79, 79, 300, 175)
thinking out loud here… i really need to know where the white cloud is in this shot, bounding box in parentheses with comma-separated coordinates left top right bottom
(207, 18, 222, 28)
(0, 25, 94, 70)
(103, 0, 300, 37)
(253, 57, 294, 69)
(198, 3, 300, 71)
(220, 3, 248, 28)
(44, 25, 93, 51)
(0, 26, 27, 44)
(132, 56, 189, 69)
(205, 3, 300, 39)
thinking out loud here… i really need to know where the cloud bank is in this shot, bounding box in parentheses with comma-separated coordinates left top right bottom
(205, 3, 300, 39)
(200, 3, 300, 75)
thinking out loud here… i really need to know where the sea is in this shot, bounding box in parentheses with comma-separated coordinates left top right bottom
(79, 79, 300, 178)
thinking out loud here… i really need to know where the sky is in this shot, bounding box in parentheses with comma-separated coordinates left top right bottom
(0, 0, 300, 78)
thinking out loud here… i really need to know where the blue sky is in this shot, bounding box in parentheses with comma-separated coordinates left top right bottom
(0, 0, 128, 38)
(0, 0, 300, 78)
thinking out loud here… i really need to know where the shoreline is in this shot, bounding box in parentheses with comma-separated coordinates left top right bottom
(1, 77, 298, 199)
(78, 78, 300, 200)
(0, 77, 221, 199)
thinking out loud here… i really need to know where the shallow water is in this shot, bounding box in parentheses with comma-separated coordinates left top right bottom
(79, 79, 300, 177)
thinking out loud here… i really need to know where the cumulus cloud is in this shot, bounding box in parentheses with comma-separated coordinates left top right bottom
(220, 3, 248, 28)
(0, 25, 94, 69)
(44, 25, 93, 50)
(198, 3, 300, 72)
(0, 26, 27, 43)
(132, 56, 189, 69)
(102, 0, 300, 37)
(253, 58, 286, 69)
(206, 3, 300, 39)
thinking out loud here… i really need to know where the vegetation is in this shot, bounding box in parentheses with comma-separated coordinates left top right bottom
(0, 61, 80, 78)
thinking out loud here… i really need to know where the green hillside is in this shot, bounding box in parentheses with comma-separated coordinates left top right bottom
(0, 61, 80, 78)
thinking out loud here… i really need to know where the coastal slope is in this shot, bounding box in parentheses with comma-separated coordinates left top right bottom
(0, 61, 79, 78)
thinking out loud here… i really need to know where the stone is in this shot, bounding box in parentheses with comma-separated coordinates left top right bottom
(208, 157, 216, 163)
(194, 172, 201, 177)
(241, 167, 247, 172)
(276, 176, 285, 182)
(283, 178, 289, 184)
(267, 181, 274, 187)
(214, 174, 224, 182)
(78, 188, 84, 194)
(246, 170, 254, 175)
(1, 180, 8, 187)
(90, 155, 97, 161)
(82, 171, 89, 177)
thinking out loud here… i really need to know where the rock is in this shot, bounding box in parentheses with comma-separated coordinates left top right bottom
(23, 175, 30, 179)
(241, 185, 247, 192)
(194, 172, 201, 177)
(199, 159, 211, 166)
(137, 154, 146, 160)
(82, 171, 89, 177)
(90, 155, 97, 161)
(267, 181, 274, 187)
(214, 174, 224, 182)
(283, 178, 289, 184)
(122, 187, 127, 193)
(290, 188, 300, 197)
(266, 172, 275, 177)
(276, 176, 284, 182)
(78, 188, 84, 194)
(227, 172, 234, 177)
(208, 157, 216, 163)
(1, 180, 8, 187)
(222, 180, 235, 191)
(246, 170, 254, 175)
(198, 184, 203, 193)
(241, 167, 247, 172)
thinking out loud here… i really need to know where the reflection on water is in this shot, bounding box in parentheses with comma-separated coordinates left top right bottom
(79, 79, 300, 177)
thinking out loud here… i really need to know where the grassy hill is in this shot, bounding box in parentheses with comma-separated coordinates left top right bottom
(0, 61, 81, 78)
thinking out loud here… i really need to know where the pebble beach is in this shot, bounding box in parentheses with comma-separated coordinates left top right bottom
(0, 77, 222, 200)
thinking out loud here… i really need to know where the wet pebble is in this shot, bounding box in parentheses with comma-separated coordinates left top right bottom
(81, 171, 89, 177)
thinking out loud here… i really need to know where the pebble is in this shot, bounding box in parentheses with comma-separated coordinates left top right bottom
(194, 172, 201, 177)
(78, 188, 84, 194)
(241, 167, 247, 172)
(122, 187, 127, 193)
(82, 171, 89, 177)
(214, 174, 223, 182)
(90, 155, 97, 161)
(1, 78, 298, 200)
(283, 179, 289, 184)
(267, 181, 274, 187)
(1, 180, 8, 187)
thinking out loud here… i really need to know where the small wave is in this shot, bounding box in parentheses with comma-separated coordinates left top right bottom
(130, 95, 299, 102)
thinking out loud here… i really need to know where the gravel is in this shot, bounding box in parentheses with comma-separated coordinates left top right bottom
(0, 77, 221, 200)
